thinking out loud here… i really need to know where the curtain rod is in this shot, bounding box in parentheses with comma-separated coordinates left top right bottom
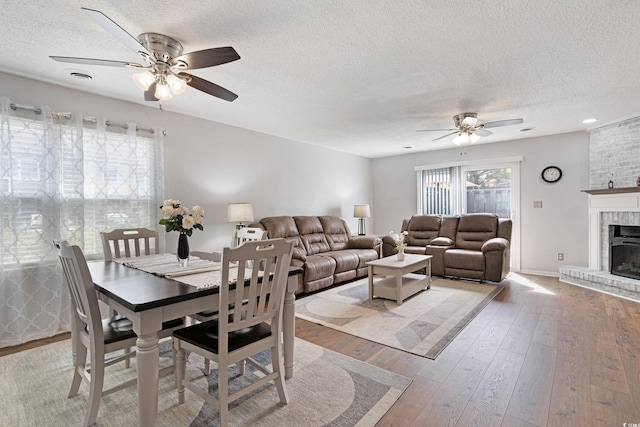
(9, 102, 155, 134)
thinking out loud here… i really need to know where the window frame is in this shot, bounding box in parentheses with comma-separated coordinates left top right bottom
(415, 156, 522, 272)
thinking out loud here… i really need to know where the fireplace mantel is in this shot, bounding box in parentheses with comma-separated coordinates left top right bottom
(582, 187, 640, 195)
(585, 189, 640, 270)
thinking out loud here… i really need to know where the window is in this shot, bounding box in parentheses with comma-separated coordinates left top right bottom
(418, 161, 519, 219)
(0, 97, 163, 347)
(1, 116, 161, 264)
(416, 156, 521, 273)
(463, 167, 512, 218)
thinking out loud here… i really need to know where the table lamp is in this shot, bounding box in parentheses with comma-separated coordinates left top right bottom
(227, 203, 254, 230)
(353, 204, 370, 236)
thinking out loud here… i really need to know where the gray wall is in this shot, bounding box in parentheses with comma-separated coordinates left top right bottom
(0, 72, 372, 253)
(371, 132, 590, 275)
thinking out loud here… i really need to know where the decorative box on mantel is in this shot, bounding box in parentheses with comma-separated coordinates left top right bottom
(560, 187, 640, 302)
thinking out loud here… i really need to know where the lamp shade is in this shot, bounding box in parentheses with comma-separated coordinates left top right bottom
(227, 203, 254, 223)
(353, 204, 371, 218)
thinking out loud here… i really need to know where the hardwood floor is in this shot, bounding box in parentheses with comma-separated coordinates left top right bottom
(4, 273, 639, 426)
(296, 273, 640, 426)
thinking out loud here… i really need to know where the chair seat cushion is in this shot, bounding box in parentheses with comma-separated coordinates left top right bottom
(173, 319, 272, 354)
(103, 315, 184, 345)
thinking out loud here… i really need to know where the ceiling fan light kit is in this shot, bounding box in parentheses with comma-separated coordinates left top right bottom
(50, 8, 240, 102)
(419, 112, 524, 145)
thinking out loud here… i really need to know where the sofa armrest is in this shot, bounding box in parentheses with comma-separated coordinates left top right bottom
(348, 235, 382, 249)
(481, 237, 509, 253)
(292, 246, 307, 262)
(430, 237, 454, 246)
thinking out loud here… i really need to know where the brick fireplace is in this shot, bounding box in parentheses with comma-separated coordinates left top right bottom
(560, 187, 640, 301)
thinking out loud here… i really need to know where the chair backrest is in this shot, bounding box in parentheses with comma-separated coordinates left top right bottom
(218, 238, 294, 348)
(231, 227, 267, 247)
(101, 228, 159, 260)
(53, 239, 104, 343)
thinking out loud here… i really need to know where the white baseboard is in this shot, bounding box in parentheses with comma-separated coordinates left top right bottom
(517, 269, 560, 278)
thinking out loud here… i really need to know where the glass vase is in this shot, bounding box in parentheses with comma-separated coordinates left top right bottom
(397, 247, 405, 261)
(177, 233, 190, 267)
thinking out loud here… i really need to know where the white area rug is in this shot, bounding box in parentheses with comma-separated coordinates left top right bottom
(296, 277, 504, 359)
(0, 337, 410, 426)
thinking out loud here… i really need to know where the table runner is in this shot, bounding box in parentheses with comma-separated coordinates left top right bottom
(114, 253, 238, 289)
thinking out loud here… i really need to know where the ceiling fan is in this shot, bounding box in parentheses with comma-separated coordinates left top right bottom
(418, 113, 523, 145)
(50, 7, 240, 102)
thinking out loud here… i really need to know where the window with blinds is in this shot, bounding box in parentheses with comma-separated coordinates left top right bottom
(420, 167, 454, 214)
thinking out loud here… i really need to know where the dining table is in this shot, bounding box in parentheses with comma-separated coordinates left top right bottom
(87, 255, 302, 427)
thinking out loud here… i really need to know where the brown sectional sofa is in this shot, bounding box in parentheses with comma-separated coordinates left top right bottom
(252, 216, 382, 294)
(382, 213, 512, 282)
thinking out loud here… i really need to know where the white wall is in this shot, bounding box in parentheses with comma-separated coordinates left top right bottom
(371, 132, 590, 275)
(0, 72, 372, 253)
(0, 71, 592, 275)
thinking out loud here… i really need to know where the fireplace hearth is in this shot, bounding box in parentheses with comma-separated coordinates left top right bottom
(610, 225, 640, 281)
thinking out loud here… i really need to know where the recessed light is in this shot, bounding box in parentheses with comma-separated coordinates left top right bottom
(520, 127, 534, 132)
(403, 146, 413, 149)
(582, 118, 598, 124)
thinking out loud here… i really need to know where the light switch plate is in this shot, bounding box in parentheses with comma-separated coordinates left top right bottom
(533, 201, 543, 208)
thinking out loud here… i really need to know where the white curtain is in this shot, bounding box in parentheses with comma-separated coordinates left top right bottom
(0, 97, 163, 347)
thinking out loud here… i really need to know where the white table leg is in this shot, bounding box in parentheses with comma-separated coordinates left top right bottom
(396, 273, 403, 304)
(136, 333, 159, 427)
(283, 275, 296, 379)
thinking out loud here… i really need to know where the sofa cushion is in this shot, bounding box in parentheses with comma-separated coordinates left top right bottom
(406, 215, 441, 246)
(439, 216, 460, 240)
(321, 251, 359, 273)
(455, 214, 498, 251)
(295, 216, 331, 255)
(444, 248, 485, 271)
(260, 216, 307, 260)
(319, 216, 350, 251)
(303, 254, 336, 282)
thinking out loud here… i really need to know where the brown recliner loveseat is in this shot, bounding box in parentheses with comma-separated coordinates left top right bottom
(382, 213, 512, 282)
(252, 215, 382, 294)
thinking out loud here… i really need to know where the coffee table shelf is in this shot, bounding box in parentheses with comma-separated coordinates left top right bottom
(366, 254, 432, 305)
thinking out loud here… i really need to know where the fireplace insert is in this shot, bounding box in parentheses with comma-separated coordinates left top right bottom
(609, 225, 640, 281)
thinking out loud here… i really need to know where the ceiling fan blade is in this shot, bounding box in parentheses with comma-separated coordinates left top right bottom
(81, 7, 151, 57)
(433, 131, 458, 142)
(474, 128, 493, 137)
(181, 73, 238, 102)
(171, 47, 240, 70)
(144, 82, 159, 101)
(49, 56, 141, 67)
(482, 118, 523, 128)
(416, 128, 457, 132)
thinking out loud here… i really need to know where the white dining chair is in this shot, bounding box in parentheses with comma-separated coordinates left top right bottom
(100, 227, 159, 261)
(191, 227, 266, 263)
(100, 227, 162, 366)
(189, 227, 268, 374)
(173, 238, 294, 427)
(53, 239, 183, 427)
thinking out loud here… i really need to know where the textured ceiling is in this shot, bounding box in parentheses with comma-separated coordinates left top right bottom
(1, 1, 639, 158)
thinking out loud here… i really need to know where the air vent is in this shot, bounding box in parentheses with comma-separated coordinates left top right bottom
(70, 72, 93, 80)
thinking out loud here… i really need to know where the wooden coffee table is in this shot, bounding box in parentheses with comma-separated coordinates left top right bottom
(366, 253, 432, 304)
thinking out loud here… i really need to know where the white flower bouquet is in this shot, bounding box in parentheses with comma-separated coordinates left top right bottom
(391, 230, 409, 250)
(159, 199, 204, 236)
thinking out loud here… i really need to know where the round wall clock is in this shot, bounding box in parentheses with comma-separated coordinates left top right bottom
(541, 166, 562, 183)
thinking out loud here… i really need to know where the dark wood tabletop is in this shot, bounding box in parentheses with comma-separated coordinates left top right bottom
(88, 261, 302, 313)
